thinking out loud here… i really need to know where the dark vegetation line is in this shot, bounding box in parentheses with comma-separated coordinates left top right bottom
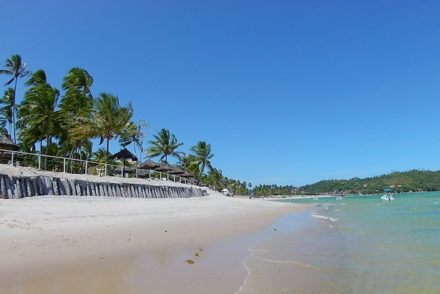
(254, 170, 440, 196)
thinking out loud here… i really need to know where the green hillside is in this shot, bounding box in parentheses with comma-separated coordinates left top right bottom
(254, 170, 440, 196)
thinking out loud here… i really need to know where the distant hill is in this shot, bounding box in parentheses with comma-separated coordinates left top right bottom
(253, 170, 440, 196)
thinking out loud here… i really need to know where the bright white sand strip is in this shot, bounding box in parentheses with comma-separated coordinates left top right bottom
(0, 190, 309, 285)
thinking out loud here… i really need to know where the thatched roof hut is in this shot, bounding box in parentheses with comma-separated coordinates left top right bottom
(168, 167, 185, 175)
(180, 171, 195, 178)
(111, 148, 138, 161)
(155, 163, 172, 172)
(138, 159, 160, 170)
(0, 136, 19, 151)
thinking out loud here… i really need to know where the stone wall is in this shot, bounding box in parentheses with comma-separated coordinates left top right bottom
(0, 174, 208, 199)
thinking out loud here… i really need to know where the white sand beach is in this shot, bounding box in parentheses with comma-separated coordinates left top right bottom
(0, 188, 309, 293)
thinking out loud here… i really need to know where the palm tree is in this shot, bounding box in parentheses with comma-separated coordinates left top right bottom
(18, 70, 61, 153)
(119, 120, 147, 163)
(0, 88, 14, 137)
(177, 153, 200, 176)
(190, 141, 214, 179)
(0, 54, 31, 142)
(91, 147, 110, 163)
(58, 68, 95, 159)
(62, 67, 93, 97)
(147, 128, 183, 163)
(71, 93, 132, 162)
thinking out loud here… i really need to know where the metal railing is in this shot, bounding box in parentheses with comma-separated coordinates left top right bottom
(0, 148, 196, 185)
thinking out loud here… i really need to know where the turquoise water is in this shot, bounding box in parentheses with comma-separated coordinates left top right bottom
(282, 192, 440, 293)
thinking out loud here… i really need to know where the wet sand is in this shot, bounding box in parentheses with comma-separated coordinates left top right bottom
(0, 193, 309, 293)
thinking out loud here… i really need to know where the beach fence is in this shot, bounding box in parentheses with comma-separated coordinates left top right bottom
(0, 149, 208, 199)
(0, 148, 195, 185)
(0, 173, 208, 199)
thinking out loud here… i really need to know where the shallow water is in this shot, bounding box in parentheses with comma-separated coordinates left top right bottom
(243, 192, 440, 293)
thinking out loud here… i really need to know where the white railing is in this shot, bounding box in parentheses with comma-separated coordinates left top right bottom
(0, 148, 195, 185)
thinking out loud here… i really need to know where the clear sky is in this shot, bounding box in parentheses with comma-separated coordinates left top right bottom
(2, 0, 440, 186)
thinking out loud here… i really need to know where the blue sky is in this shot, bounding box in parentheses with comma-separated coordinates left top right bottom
(2, 0, 440, 186)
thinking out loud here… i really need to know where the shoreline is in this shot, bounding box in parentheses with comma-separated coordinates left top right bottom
(0, 192, 310, 293)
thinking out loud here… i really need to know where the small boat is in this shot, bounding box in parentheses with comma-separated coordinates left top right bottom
(381, 194, 394, 201)
(336, 196, 343, 200)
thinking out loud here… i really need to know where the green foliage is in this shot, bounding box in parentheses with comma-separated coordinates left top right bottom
(253, 184, 298, 197)
(147, 128, 183, 163)
(302, 170, 440, 194)
(119, 120, 147, 162)
(0, 88, 14, 136)
(0, 54, 31, 142)
(0, 53, 251, 191)
(190, 141, 214, 180)
(177, 154, 200, 177)
(18, 70, 61, 154)
(58, 68, 95, 159)
(254, 170, 440, 196)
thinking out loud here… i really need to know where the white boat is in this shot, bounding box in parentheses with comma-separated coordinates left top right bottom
(381, 194, 395, 201)
(336, 196, 343, 200)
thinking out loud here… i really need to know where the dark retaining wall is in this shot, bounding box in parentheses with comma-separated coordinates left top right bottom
(0, 174, 208, 199)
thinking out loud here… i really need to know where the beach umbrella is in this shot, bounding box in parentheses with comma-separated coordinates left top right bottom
(111, 148, 138, 162)
(0, 136, 19, 151)
(168, 167, 185, 175)
(155, 163, 172, 172)
(180, 171, 194, 178)
(138, 159, 160, 170)
(111, 148, 138, 177)
(136, 169, 149, 178)
(384, 188, 393, 192)
(0, 136, 19, 162)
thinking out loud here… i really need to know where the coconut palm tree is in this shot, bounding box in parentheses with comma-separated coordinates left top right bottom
(0, 88, 14, 137)
(0, 54, 31, 142)
(58, 68, 95, 159)
(119, 120, 147, 163)
(91, 147, 110, 163)
(71, 93, 132, 162)
(177, 153, 200, 176)
(147, 128, 183, 163)
(62, 67, 93, 98)
(18, 70, 61, 153)
(190, 141, 214, 179)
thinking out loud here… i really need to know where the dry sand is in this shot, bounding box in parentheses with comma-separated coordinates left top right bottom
(0, 188, 309, 293)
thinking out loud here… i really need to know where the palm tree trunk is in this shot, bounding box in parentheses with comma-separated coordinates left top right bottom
(199, 162, 206, 180)
(106, 137, 110, 164)
(12, 78, 18, 143)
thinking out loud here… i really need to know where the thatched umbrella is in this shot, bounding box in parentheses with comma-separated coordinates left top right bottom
(137, 169, 149, 178)
(138, 159, 160, 170)
(180, 171, 194, 178)
(111, 148, 138, 177)
(155, 163, 172, 172)
(0, 136, 19, 162)
(166, 167, 185, 182)
(0, 136, 19, 151)
(168, 167, 185, 175)
(111, 148, 138, 162)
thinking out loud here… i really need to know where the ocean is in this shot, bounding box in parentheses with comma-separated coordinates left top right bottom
(238, 192, 440, 293)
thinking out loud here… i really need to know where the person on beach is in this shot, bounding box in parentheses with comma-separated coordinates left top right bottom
(249, 190, 254, 199)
